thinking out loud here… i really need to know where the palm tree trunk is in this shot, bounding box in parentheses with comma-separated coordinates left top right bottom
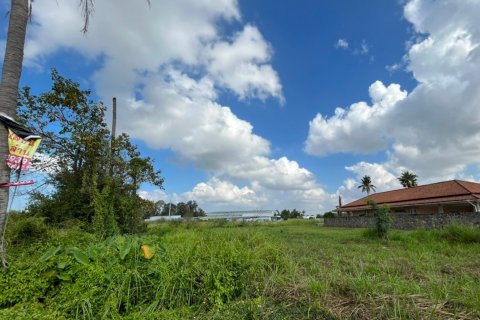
(0, 0, 29, 270)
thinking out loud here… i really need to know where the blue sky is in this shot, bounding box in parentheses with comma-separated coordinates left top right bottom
(2, 0, 480, 213)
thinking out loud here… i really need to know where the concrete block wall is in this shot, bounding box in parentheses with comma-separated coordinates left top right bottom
(324, 212, 480, 229)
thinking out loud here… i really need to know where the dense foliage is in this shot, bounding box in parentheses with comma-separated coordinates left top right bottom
(1, 216, 480, 319)
(322, 211, 336, 218)
(18, 70, 163, 235)
(398, 170, 418, 188)
(154, 200, 206, 218)
(367, 200, 392, 239)
(278, 209, 304, 220)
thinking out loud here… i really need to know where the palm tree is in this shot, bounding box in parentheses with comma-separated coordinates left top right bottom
(0, 0, 144, 270)
(358, 175, 376, 195)
(398, 171, 418, 188)
(0, 0, 29, 271)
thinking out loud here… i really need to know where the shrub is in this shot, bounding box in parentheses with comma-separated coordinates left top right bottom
(5, 214, 50, 245)
(323, 211, 336, 218)
(366, 200, 391, 239)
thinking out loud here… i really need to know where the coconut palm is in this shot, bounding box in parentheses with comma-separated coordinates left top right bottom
(398, 171, 418, 188)
(358, 175, 376, 195)
(0, 0, 29, 271)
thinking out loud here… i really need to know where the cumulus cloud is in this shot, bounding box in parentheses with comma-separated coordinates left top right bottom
(206, 25, 284, 102)
(185, 178, 266, 209)
(225, 156, 316, 190)
(120, 69, 271, 171)
(308, 0, 480, 186)
(22, 0, 330, 213)
(305, 81, 407, 156)
(24, 1, 283, 171)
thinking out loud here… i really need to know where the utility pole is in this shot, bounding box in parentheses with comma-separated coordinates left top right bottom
(111, 97, 117, 144)
(109, 97, 117, 177)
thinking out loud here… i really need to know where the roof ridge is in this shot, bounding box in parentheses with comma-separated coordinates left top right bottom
(340, 179, 480, 209)
(364, 179, 459, 197)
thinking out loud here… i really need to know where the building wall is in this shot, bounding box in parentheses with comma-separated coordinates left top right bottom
(324, 212, 480, 229)
(345, 204, 475, 216)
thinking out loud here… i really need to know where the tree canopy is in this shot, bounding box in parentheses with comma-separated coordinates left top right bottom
(398, 171, 418, 188)
(358, 175, 376, 195)
(18, 70, 164, 235)
(154, 200, 206, 218)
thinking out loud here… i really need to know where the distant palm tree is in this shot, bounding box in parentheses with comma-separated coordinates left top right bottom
(398, 171, 418, 188)
(358, 175, 376, 195)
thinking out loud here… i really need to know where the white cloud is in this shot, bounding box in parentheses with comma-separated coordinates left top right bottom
(24, 1, 283, 174)
(225, 156, 316, 190)
(25, 1, 282, 104)
(24, 0, 331, 213)
(207, 25, 284, 102)
(185, 178, 266, 209)
(120, 69, 271, 171)
(335, 39, 349, 49)
(307, 0, 480, 186)
(305, 81, 407, 156)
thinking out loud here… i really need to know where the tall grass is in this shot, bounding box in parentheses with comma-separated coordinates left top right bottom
(0, 218, 479, 319)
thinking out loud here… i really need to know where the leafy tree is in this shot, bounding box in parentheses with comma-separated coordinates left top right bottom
(358, 175, 376, 195)
(290, 209, 303, 219)
(280, 209, 290, 220)
(323, 211, 336, 218)
(154, 200, 166, 216)
(398, 170, 418, 188)
(19, 70, 164, 235)
(176, 201, 205, 218)
(139, 198, 157, 219)
(160, 202, 177, 216)
(279, 209, 304, 220)
(0, 0, 149, 270)
(367, 200, 392, 239)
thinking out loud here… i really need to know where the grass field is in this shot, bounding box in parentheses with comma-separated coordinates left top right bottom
(1, 216, 479, 319)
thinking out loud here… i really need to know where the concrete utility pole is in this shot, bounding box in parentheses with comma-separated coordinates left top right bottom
(111, 97, 117, 142)
(109, 97, 117, 177)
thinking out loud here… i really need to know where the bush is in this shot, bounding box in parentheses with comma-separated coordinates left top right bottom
(323, 211, 336, 218)
(366, 200, 391, 239)
(5, 214, 50, 245)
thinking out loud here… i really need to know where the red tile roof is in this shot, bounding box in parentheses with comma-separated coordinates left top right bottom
(338, 180, 480, 211)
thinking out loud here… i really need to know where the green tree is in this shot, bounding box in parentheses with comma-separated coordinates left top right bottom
(176, 200, 205, 218)
(0, 0, 149, 270)
(398, 170, 418, 188)
(280, 209, 290, 220)
(160, 202, 177, 216)
(323, 211, 336, 218)
(279, 209, 304, 220)
(290, 209, 303, 219)
(358, 175, 376, 195)
(19, 70, 164, 235)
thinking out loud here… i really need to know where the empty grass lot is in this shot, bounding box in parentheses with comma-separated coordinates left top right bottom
(0, 217, 479, 319)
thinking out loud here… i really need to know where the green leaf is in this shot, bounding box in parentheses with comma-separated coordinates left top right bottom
(39, 246, 62, 262)
(57, 271, 72, 281)
(117, 239, 132, 261)
(67, 247, 90, 265)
